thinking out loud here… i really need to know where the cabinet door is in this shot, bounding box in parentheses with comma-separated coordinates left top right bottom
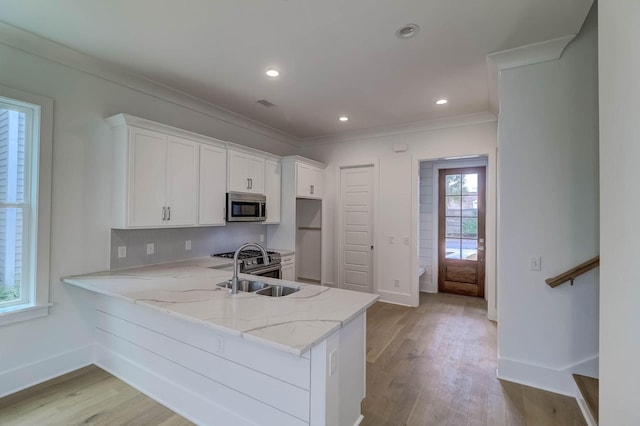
(128, 128, 167, 227)
(264, 159, 281, 223)
(228, 150, 250, 192)
(247, 154, 265, 194)
(309, 167, 323, 199)
(296, 163, 311, 197)
(282, 264, 295, 281)
(166, 137, 199, 226)
(199, 144, 227, 225)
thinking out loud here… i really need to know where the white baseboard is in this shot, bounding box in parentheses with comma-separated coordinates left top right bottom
(0, 344, 93, 398)
(353, 414, 364, 426)
(576, 390, 597, 426)
(497, 355, 598, 396)
(377, 290, 416, 307)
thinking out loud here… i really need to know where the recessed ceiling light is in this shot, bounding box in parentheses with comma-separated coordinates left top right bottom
(339, 116, 349, 122)
(396, 24, 420, 39)
(436, 99, 448, 105)
(266, 69, 280, 78)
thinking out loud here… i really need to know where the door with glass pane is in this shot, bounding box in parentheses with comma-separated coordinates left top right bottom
(438, 167, 485, 297)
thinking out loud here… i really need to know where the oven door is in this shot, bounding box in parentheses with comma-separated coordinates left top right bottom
(248, 264, 282, 279)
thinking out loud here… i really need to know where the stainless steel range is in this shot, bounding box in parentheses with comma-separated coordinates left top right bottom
(212, 249, 282, 278)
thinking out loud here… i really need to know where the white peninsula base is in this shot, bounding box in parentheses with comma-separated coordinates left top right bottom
(93, 294, 366, 426)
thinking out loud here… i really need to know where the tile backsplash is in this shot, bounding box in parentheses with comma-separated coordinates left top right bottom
(110, 223, 267, 270)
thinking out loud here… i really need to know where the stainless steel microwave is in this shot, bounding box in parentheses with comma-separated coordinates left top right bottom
(226, 192, 267, 222)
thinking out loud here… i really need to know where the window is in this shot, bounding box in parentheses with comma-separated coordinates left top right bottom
(0, 85, 52, 325)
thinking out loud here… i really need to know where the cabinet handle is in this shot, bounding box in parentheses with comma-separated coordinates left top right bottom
(162, 207, 166, 221)
(247, 178, 251, 190)
(310, 185, 314, 195)
(249, 178, 253, 190)
(167, 206, 171, 221)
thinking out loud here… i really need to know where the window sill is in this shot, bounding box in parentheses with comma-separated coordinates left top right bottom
(0, 303, 52, 326)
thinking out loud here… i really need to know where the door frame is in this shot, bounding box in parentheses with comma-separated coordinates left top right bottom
(412, 155, 497, 321)
(437, 165, 486, 297)
(336, 161, 379, 293)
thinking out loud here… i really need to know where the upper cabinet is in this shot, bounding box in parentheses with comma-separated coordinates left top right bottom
(108, 114, 228, 229)
(296, 162, 324, 199)
(199, 144, 227, 226)
(115, 126, 198, 228)
(228, 149, 265, 194)
(264, 158, 281, 224)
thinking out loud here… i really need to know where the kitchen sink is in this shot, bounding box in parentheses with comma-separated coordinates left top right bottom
(216, 279, 269, 292)
(255, 284, 300, 297)
(216, 280, 300, 297)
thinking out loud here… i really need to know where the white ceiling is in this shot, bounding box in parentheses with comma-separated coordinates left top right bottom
(0, 0, 593, 139)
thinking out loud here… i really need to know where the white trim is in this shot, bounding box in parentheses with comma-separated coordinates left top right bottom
(0, 21, 300, 148)
(0, 344, 93, 398)
(353, 414, 365, 426)
(497, 355, 599, 397)
(487, 35, 576, 72)
(0, 303, 51, 326)
(302, 112, 497, 146)
(0, 85, 53, 324)
(576, 389, 598, 426)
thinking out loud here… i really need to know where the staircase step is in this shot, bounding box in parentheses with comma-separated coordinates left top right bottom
(573, 373, 599, 424)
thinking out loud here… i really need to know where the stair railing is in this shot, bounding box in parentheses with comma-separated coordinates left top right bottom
(545, 256, 599, 288)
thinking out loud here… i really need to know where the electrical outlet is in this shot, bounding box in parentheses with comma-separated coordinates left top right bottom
(185, 240, 192, 250)
(394, 279, 400, 288)
(117, 246, 127, 258)
(259, 234, 265, 243)
(146, 243, 154, 255)
(403, 236, 410, 245)
(529, 256, 542, 271)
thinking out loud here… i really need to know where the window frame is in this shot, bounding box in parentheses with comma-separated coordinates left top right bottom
(0, 85, 53, 326)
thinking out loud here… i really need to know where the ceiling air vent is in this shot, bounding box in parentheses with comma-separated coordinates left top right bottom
(256, 99, 275, 107)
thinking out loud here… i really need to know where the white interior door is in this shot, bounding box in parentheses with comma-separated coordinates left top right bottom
(340, 166, 374, 293)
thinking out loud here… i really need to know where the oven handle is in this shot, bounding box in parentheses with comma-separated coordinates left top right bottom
(248, 264, 282, 275)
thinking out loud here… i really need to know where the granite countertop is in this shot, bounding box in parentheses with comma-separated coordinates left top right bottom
(63, 257, 378, 356)
(267, 248, 295, 257)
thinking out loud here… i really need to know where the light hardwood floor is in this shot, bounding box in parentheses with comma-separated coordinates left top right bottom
(362, 292, 586, 426)
(0, 293, 585, 425)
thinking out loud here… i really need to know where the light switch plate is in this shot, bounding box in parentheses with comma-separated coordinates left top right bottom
(147, 243, 154, 255)
(185, 240, 191, 250)
(529, 256, 542, 271)
(117, 246, 127, 258)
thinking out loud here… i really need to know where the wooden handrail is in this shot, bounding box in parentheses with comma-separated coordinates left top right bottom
(546, 256, 599, 288)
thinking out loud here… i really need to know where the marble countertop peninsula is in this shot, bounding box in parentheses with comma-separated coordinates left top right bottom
(63, 257, 378, 356)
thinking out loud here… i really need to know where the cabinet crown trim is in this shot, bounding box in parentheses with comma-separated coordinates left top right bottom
(280, 155, 326, 169)
(106, 114, 282, 161)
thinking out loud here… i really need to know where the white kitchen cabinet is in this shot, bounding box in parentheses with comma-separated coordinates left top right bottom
(296, 162, 323, 199)
(281, 254, 295, 281)
(117, 127, 198, 228)
(264, 159, 281, 224)
(198, 144, 227, 226)
(228, 149, 265, 194)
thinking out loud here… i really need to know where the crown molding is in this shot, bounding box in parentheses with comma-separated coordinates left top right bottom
(301, 111, 497, 146)
(0, 20, 301, 148)
(487, 35, 576, 71)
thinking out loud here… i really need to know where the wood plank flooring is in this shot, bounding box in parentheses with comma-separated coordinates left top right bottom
(362, 292, 586, 426)
(0, 292, 585, 425)
(0, 365, 192, 425)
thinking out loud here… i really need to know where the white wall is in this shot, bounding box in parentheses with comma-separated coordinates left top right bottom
(299, 118, 497, 308)
(0, 28, 297, 396)
(496, 5, 599, 395)
(599, 1, 640, 424)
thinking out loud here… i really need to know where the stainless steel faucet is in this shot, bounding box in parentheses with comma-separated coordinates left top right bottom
(230, 243, 269, 294)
